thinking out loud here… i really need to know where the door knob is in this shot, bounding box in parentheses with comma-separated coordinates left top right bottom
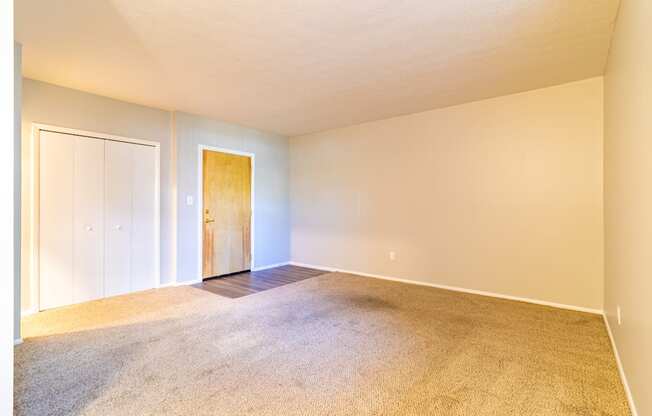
(115, 225, 122, 230)
(85, 225, 93, 232)
(204, 209, 215, 224)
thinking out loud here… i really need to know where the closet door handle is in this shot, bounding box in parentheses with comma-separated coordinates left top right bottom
(85, 225, 93, 232)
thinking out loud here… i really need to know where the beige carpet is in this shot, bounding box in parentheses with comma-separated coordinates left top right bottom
(15, 272, 630, 416)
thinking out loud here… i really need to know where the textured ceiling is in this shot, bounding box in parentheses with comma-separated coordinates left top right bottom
(16, 0, 620, 136)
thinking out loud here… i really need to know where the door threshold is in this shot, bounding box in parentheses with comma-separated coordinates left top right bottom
(203, 269, 252, 281)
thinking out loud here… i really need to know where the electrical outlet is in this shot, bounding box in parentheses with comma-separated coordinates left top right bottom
(617, 306, 622, 326)
(389, 251, 396, 261)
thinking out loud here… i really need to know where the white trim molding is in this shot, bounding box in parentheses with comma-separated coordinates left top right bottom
(288, 261, 603, 315)
(603, 314, 639, 416)
(31, 123, 164, 148)
(14, 338, 23, 346)
(158, 278, 203, 288)
(196, 145, 255, 281)
(175, 279, 203, 287)
(21, 308, 37, 318)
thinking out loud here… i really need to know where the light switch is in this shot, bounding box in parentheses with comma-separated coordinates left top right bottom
(186, 195, 194, 206)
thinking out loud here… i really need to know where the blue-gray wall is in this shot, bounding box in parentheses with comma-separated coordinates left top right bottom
(175, 112, 290, 282)
(20, 81, 291, 315)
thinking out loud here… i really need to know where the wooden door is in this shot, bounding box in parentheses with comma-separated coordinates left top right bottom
(202, 150, 251, 278)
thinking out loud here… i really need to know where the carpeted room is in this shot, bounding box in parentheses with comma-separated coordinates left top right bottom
(16, 273, 628, 415)
(4, 0, 651, 415)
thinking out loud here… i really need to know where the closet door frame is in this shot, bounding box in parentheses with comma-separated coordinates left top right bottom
(30, 123, 161, 312)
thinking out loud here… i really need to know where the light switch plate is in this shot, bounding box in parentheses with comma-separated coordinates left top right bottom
(186, 195, 194, 206)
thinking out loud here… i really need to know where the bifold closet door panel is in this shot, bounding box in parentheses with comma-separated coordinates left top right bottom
(131, 144, 157, 291)
(39, 131, 75, 310)
(73, 137, 105, 304)
(105, 140, 133, 297)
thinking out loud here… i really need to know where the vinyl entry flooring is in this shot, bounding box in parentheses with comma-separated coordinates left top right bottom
(194, 264, 327, 298)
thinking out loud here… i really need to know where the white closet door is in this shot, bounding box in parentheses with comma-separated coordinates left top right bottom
(131, 144, 157, 292)
(105, 140, 133, 296)
(39, 131, 75, 310)
(40, 130, 158, 311)
(73, 137, 105, 304)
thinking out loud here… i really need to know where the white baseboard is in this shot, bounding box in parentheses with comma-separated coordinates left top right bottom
(603, 314, 639, 416)
(21, 307, 38, 318)
(290, 262, 636, 410)
(158, 278, 203, 288)
(176, 278, 203, 286)
(288, 261, 602, 315)
(14, 338, 23, 346)
(289, 262, 337, 272)
(252, 261, 290, 271)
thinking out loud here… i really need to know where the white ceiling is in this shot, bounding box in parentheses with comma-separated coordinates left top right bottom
(16, 0, 620, 137)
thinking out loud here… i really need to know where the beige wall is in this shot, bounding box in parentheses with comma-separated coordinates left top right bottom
(604, 0, 652, 414)
(291, 77, 604, 311)
(21, 79, 175, 314)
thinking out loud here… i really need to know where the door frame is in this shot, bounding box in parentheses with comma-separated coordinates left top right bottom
(196, 145, 255, 280)
(29, 123, 161, 313)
